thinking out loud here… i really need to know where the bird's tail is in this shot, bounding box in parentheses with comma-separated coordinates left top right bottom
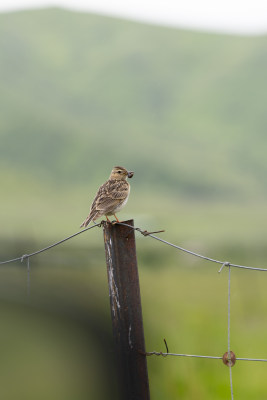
(80, 210, 99, 228)
(80, 215, 93, 228)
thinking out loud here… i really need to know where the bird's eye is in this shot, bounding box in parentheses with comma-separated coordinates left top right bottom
(117, 170, 122, 174)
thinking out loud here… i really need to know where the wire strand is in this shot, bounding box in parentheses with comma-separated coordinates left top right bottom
(117, 222, 267, 272)
(2, 221, 267, 272)
(145, 352, 267, 363)
(228, 266, 234, 400)
(0, 223, 102, 265)
(26, 256, 30, 298)
(1, 218, 267, 392)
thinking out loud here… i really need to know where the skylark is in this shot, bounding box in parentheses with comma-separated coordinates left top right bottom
(80, 166, 134, 227)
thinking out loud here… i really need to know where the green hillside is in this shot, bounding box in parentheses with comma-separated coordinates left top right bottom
(1, 7, 267, 203)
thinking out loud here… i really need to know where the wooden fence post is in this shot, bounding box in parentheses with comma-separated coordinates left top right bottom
(103, 219, 150, 400)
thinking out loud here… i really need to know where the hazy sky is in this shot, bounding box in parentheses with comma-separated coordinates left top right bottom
(1, 0, 267, 35)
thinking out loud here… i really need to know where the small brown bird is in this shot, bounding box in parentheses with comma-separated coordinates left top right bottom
(80, 166, 134, 228)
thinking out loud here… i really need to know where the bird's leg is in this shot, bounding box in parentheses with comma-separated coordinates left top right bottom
(106, 216, 111, 223)
(113, 214, 120, 222)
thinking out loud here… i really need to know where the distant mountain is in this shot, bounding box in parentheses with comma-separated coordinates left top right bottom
(1, 8, 267, 201)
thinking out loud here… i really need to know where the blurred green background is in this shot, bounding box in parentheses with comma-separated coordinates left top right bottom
(1, 7, 267, 399)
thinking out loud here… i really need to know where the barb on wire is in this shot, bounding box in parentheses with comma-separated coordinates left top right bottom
(164, 338, 169, 354)
(136, 228, 165, 236)
(116, 222, 267, 272)
(0, 223, 102, 265)
(139, 338, 169, 358)
(146, 351, 222, 360)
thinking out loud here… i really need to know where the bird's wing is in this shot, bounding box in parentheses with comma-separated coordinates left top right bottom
(94, 180, 129, 212)
(80, 179, 129, 227)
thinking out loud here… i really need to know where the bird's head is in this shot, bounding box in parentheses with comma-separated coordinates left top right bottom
(110, 166, 134, 180)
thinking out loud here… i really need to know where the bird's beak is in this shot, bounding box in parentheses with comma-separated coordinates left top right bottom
(127, 171, 134, 178)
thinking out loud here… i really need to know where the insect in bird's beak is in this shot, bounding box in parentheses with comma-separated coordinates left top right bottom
(128, 171, 134, 178)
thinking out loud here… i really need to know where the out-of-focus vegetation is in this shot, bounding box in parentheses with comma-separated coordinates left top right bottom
(1, 8, 267, 206)
(1, 7, 267, 399)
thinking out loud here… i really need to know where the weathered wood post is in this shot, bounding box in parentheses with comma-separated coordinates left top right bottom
(103, 219, 150, 400)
